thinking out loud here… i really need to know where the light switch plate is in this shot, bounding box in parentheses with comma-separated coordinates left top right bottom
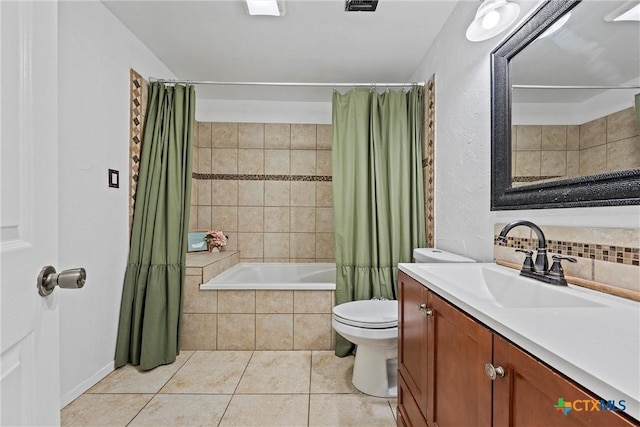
(108, 169, 119, 188)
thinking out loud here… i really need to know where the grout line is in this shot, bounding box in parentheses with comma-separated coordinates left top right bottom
(388, 400, 397, 422)
(307, 350, 314, 427)
(124, 350, 197, 426)
(217, 350, 255, 426)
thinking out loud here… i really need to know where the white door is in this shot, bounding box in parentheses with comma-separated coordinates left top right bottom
(1, 1, 61, 425)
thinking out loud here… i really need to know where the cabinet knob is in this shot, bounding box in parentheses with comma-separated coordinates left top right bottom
(417, 303, 433, 317)
(485, 363, 505, 380)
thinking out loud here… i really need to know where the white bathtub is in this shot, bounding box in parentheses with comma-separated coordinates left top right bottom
(200, 263, 336, 290)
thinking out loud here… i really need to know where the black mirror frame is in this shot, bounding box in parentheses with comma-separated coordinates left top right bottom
(490, 0, 640, 210)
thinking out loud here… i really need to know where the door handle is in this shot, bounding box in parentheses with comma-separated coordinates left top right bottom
(37, 266, 86, 296)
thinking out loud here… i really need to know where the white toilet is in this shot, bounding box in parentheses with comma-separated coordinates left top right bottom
(332, 248, 475, 398)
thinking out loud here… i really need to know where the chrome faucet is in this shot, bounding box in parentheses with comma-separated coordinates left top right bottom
(496, 220, 575, 286)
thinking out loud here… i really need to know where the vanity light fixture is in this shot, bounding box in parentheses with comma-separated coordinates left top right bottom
(604, 1, 640, 22)
(245, 0, 286, 16)
(466, 0, 521, 42)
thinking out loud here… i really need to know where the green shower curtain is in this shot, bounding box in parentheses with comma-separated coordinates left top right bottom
(114, 82, 195, 370)
(332, 87, 426, 356)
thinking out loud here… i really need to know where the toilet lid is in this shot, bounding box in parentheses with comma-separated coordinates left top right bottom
(332, 300, 398, 329)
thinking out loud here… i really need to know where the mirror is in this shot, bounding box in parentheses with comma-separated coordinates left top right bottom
(490, 0, 640, 210)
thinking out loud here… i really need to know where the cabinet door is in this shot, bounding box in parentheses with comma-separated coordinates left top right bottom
(398, 272, 430, 422)
(430, 292, 493, 427)
(398, 369, 428, 427)
(493, 336, 638, 426)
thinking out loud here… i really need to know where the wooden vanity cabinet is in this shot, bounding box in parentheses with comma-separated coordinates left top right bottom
(397, 271, 639, 427)
(398, 272, 429, 426)
(492, 335, 637, 427)
(398, 272, 492, 427)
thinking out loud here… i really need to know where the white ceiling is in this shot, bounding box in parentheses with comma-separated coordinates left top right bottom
(101, 0, 461, 102)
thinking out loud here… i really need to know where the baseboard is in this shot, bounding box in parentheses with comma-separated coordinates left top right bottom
(60, 360, 114, 409)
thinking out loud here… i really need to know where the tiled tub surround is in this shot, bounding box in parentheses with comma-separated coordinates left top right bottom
(512, 106, 640, 183)
(494, 224, 640, 297)
(423, 76, 435, 247)
(183, 252, 335, 351)
(129, 69, 148, 232)
(190, 121, 334, 263)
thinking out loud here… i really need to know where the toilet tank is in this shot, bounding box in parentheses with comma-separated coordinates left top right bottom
(413, 248, 475, 263)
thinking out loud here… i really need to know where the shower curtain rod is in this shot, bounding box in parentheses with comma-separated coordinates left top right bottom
(148, 77, 426, 88)
(513, 84, 640, 90)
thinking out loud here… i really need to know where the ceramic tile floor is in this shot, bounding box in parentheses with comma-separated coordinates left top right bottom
(61, 350, 397, 427)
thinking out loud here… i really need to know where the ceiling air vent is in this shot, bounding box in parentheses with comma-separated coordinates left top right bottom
(345, 0, 378, 12)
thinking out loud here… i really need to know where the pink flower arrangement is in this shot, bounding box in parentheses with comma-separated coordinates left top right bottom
(205, 230, 228, 249)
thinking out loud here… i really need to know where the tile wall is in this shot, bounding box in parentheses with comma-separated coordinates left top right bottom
(423, 77, 435, 247)
(512, 106, 640, 183)
(494, 224, 640, 296)
(190, 122, 334, 263)
(128, 69, 148, 232)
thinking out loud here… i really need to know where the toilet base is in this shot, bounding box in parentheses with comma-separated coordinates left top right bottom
(351, 344, 398, 398)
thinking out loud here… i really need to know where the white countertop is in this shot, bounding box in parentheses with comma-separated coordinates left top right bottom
(399, 262, 640, 422)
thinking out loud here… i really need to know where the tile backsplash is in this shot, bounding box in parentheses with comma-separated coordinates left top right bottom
(494, 224, 640, 295)
(190, 122, 334, 263)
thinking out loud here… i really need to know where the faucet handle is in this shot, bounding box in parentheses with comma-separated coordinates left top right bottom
(548, 255, 577, 285)
(516, 249, 533, 255)
(515, 249, 535, 272)
(551, 255, 577, 267)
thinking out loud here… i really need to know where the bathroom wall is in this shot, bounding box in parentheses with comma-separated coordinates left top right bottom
(54, 0, 639, 413)
(512, 106, 640, 182)
(190, 121, 335, 263)
(409, 1, 640, 284)
(58, 0, 177, 407)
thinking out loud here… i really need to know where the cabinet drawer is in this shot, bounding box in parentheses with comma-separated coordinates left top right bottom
(396, 406, 407, 427)
(398, 371, 428, 427)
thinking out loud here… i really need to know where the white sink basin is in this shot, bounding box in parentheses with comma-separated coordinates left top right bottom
(415, 264, 606, 309)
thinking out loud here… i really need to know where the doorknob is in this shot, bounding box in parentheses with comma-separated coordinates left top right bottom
(37, 266, 86, 297)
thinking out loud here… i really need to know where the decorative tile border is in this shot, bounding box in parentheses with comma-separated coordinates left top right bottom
(513, 176, 562, 183)
(193, 173, 332, 182)
(129, 69, 148, 234)
(496, 236, 639, 266)
(424, 75, 435, 247)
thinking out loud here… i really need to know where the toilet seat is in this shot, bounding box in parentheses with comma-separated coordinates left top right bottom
(332, 300, 398, 329)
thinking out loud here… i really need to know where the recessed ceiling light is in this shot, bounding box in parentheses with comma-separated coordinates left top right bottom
(604, 1, 640, 22)
(246, 0, 286, 17)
